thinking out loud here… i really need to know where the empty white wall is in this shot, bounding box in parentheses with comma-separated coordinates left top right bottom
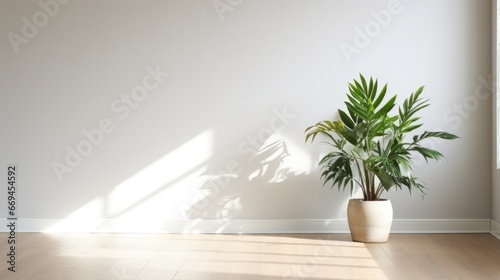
(0, 0, 493, 233)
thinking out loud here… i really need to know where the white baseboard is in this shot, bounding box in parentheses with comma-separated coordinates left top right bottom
(491, 220, 500, 240)
(391, 219, 492, 233)
(0, 218, 492, 234)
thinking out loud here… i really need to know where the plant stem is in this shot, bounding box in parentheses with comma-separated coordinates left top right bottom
(375, 182, 384, 200)
(364, 166, 372, 200)
(353, 158, 367, 200)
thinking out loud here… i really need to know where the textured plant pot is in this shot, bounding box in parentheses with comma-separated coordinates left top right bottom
(347, 199, 393, 243)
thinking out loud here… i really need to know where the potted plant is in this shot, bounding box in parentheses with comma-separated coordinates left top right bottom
(305, 74, 458, 242)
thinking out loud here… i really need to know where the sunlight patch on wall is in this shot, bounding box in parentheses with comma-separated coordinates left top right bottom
(107, 130, 214, 217)
(44, 198, 104, 232)
(43, 130, 214, 232)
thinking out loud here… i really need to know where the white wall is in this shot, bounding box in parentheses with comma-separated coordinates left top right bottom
(493, 0, 500, 239)
(0, 0, 493, 233)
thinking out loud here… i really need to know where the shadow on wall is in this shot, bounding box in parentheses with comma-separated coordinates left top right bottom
(43, 97, 348, 233)
(184, 138, 304, 221)
(179, 128, 348, 233)
(44, 122, 344, 233)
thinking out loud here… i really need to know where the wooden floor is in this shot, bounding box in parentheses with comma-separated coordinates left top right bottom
(0, 233, 499, 280)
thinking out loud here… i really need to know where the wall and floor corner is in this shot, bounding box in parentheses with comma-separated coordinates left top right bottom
(0, 0, 495, 234)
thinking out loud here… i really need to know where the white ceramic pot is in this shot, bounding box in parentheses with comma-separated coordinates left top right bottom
(347, 199, 393, 243)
